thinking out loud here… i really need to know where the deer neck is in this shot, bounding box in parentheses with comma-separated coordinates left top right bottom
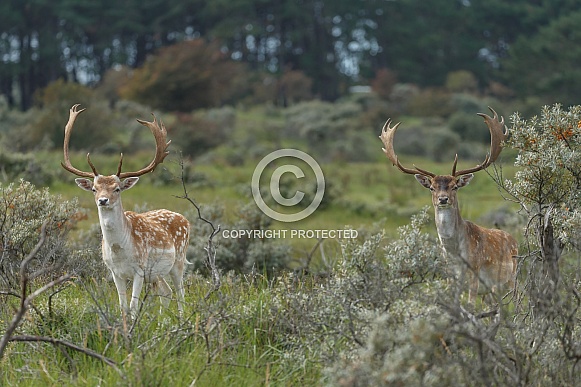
(434, 204, 467, 252)
(97, 201, 131, 245)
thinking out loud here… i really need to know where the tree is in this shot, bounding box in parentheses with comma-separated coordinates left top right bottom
(502, 10, 581, 106)
(498, 104, 581, 320)
(119, 39, 247, 112)
(0, 0, 64, 110)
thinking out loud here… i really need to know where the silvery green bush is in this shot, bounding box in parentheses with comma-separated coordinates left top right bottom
(0, 180, 83, 289)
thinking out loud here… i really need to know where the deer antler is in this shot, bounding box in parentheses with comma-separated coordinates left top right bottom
(379, 119, 436, 177)
(452, 106, 508, 177)
(117, 114, 171, 178)
(61, 104, 99, 177)
(62, 105, 171, 179)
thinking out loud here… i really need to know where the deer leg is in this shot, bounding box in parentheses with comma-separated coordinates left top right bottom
(111, 273, 129, 316)
(130, 273, 145, 319)
(169, 263, 185, 315)
(468, 271, 479, 304)
(156, 278, 172, 310)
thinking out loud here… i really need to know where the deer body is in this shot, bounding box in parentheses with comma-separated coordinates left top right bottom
(416, 174, 517, 301)
(63, 105, 190, 318)
(380, 108, 518, 303)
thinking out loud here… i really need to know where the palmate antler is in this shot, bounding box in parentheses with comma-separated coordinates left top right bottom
(379, 119, 436, 177)
(61, 104, 171, 178)
(379, 107, 508, 177)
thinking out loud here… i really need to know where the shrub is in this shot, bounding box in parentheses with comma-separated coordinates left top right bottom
(501, 104, 581, 303)
(448, 111, 490, 142)
(0, 149, 53, 186)
(0, 180, 84, 290)
(8, 80, 117, 152)
(187, 202, 291, 276)
(371, 68, 398, 100)
(171, 106, 235, 159)
(283, 99, 375, 162)
(407, 87, 453, 117)
(445, 70, 478, 93)
(119, 39, 248, 112)
(389, 83, 420, 113)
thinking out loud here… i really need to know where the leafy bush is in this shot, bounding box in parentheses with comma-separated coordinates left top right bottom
(119, 40, 248, 112)
(5, 80, 117, 152)
(283, 100, 376, 162)
(0, 149, 53, 186)
(445, 70, 478, 93)
(171, 107, 235, 159)
(449, 92, 485, 113)
(500, 104, 581, 316)
(187, 203, 291, 276)
(389, 83, 420, 113)
(371, 68, 398, 100)
(0, 180, 84, 289)
(448, 110, 490, 142)
(407, 87, 453, 117)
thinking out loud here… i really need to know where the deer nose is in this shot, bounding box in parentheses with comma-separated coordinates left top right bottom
(98, 197, 109, 206)
(438, 196, 449, 205)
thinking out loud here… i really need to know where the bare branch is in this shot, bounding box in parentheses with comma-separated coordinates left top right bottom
(9, 335, 121, 375)
(0, 221, 72, 359)
(174, 157, 221, 297)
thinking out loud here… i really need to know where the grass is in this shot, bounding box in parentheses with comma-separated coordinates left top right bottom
(52, 150, 520, 234)
(1, 276, 306, 385)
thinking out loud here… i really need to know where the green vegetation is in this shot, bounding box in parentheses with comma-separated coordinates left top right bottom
(3, 1, 581, 382)
(1, 80, 579, 385)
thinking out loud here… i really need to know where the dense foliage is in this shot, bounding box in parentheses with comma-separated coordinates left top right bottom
(2, 0, 581, 110)
(0, 181, 82, 290)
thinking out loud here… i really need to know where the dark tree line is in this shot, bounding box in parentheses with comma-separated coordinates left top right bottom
(1, 0, 581, 111)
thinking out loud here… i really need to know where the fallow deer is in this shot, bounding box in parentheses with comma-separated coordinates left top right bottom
(379, 107, 517, 303)
(62, 104, 190, 319)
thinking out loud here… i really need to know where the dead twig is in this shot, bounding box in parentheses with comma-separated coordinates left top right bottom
(174, 157, 221, 298)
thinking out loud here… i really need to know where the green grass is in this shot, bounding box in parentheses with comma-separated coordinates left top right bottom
(52, 151, 519, 234)
(1, 275, 320, 386)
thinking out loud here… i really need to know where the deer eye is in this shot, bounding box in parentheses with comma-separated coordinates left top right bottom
(114, 187, 121, 193)
(429, 187, 436, 192)
(91, 188, 96, 193)
(452, 186, 459, 191)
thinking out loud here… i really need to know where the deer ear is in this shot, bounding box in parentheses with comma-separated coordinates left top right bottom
(457, 173, 474, 188)
(75, 178, 94, 192)
(414, 174, 432, 189)
(120, 177, 139, 191)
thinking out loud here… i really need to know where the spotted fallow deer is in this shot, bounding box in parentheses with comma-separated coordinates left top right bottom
(62, 104, 190, 318)
(379, 107, 517, 303)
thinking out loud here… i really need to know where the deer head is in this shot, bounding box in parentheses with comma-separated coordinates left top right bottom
(61, 104, 171, 207)
(379, 107, 508, 203)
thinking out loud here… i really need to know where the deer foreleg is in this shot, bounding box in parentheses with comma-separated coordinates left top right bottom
(111, 273, 129, 315)
(468, 271, 479, 304)
(130, 274, 144, 319)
